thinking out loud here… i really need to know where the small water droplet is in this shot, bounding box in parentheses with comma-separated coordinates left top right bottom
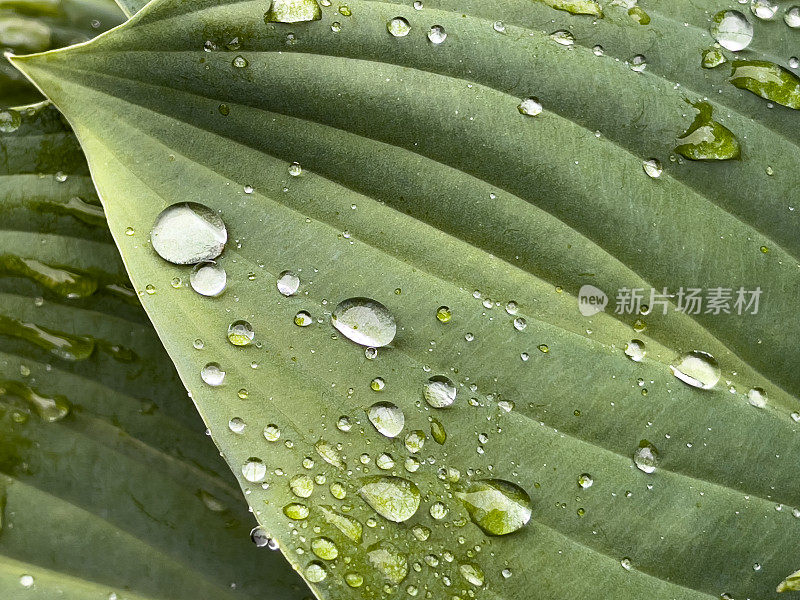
(747, 387, 767, 408)
(359, 476, 421, 522)
(785, 6, 800, 27)
(151, 203, 227, 264)
(0, 109, 21, 133)
(427, 25, 446, 44)
(276, 270, 300, 296)
(294, 310, 313, 326)
(578, 473, 594, 489)
(710, 11, 753, 51)
(493, 20, 506, 33)
(670, 350, 720, 389)
(387, 17, 411, 37)
(264, 424, 281, 442)
(250, 526, 269, 547)
(456, 479, 532, 535)
(288, 162, 302, 176)
(633, 441, 659, 474)
(242, 457, 267, 482)
(423, 375, 457, 408)
(190, 261, 227, 296)
(550, 30, 575, 46)
(304, 561, 328, 583)
(624, 339, 645, 362)
(459, 563, 485, 587)
(264, 0, 322, 23)
(436, 306, 452, 323)
(229, 417, 246, 433)
(750, 0, 777, 20)
(643, 159, 662, 178)
(368, 402, 405, 437)
(518, 97, 542, 116)
(331, 298, 396, 347)
(227, 320, 254, 346)
(630, 54, 647, 72)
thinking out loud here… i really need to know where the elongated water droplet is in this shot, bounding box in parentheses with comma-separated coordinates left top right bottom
(227, 320, 254, 346)
(368, 402, 404, 437)
(460, 563, 485, 587)
(331, 298, 396, 347)
(423, 375, 457, 408)
(0, 380, 70, 422)
(670, 350, 720, 389)
(190, 261, 226, 296)
(359, 476, 420, 522)
(540, 0, 602, 16)
(642, 159, 662, 178)
(150, 203, 227, 264)
(276, 270, 300, 296)
(711, 10, 753, 51)
(550, 29, 574, 46)
(702, 47, 727, 69)
(431, 418, 447, 444)
(311, 537, 338, 560)
(624, 339, 645, 362)
(387, 17, 411, 37)
(456, 479, 532, 535)
(367, 540, 408, 583)
(633, 440, 658, 473)
(0, 316, 94, 361)
(201, 362, 225, 386)
(518, 97, 542, 116)
(730, 60, 800, 109)
(284, 502, 309, 519)
(320, 505, 363, 542)
(675, 102, 740, 161)
(777, 568, 800, 592)
(747, 387, 767, 408)
(264, 0, 322, 23)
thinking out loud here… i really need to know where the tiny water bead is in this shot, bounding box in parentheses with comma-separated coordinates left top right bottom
(747, 387, 767, 408)
(629, 54, 647, 72)
(427, 25, 446, 44)
(750, 0, 777, 20)
(578, 473, 594, 489)
(513, 317, 527, 331)
(518, 97, 543, 117)
(150, 203, 227, 264)
(624, 339, 645, 362)
(264, 423, 281, 442)
(229, 417, 246, 433)
(227, 320, 254, 346)
(436, 306, 452, 323)
(276, 270, 300, 296)
(701, 47, 727, 69)
(670, 350, 720, 389)
(201, 362, 225, 386)
(368, 401, 405, 437)
(190, 261, 227, 296)
(423, 375, 457, 408)
(242, 457, 267, 482)
(493, 20, 506, 33)
(359, 476, 421, 522)
(643, 159, 662, 178)
(710, 10, 753, 52)
(633, 441, 659, 474)
(288, 162, 302, 176)
(331, 297, 396, 347)
(370, 377, 386, 391)
(387, 17, 411, 37)
(456, 479, 532, 536)
(232, 55, 248, 68)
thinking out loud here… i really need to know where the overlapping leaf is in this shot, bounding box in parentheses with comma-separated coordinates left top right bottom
(0, 102, 310, 599)
(9, 1, 800, 599)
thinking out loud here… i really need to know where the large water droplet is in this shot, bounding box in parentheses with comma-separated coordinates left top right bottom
(359, 476, 420, 522)
(633, 441, 658, 473)
(710, 11, 753, 52)
(264, 0, 322, 23)
(368, 402, 405, 438)
(190, 261, 227, 296)
(730, 60, 800, 109)
(785, 6, 800, 27)
(227, 320, 254, 346)
(150, 203, 227, 264)
(427, 25, 446, 44)
(674, 102, 740, 161)
(304, 561, 327, 583)
(670, 350, 720, 389)
(423, 375, 457, 408)
(367, 540, 408, 583)
(311, 537, 338, 560)
(456, 479, 532, 536)
(201, 362, 225, 386)
(331, 298, 396, 347)
(242, 457, 267, 482)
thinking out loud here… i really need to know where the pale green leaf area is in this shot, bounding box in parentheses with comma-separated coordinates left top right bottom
(9, 0, 800, 599)
(0, 103, 310, 599)
(0, 0, 125, 106)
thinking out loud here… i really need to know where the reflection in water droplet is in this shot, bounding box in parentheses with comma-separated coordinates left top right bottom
(436, 306, 452, 323)
(227, 320, 254, 346)
(578, 473, 594, 489)
(404, 430, 426, 453)
(423, 375, 457, 408)
(288, 162, 303, 177)
(150, 203, 227, 264)
(242, 457, 266, 482)
(460, 563, 485, 587)
(190, 261, 227, 296)
(456, 479, 532, 535)
(228, 417, 246, 433)
(518, 97, 542, 116)
(290, 474, 315, 498)
(232, 55, 248, 68)
(550, 30, 574, 46)
(368, 402, 405, 438)
(367, 540, 409, 583)
(331, 297, 396, 347)
(633, 441, 658, 474)
(264, 0, 322, 23)
(429, 501, 448, 519)
(427, 24, 446, 44)
(701, 47, 727, 69)
(277, 270, 300, 296)
(786, 6, 800, 27)
(201, 362, 225, 386)
(670, 350, 720, 389)
(284, 502, 309, 519)
(359, 476, 421, 522)
(311, 537, 338, 560)
(387, 17, 411, 37)
(294, 311, 313, 327)
(751, 0, 777, 20)
(624, 339, 645, 362)
(264, 424, 281, 442)
(710, 11, 753, 52)
(304, 561, 327, 583)
(747, 387, 767, 408)
(250, 526, 269, 547)
(642, 159, 662, 178)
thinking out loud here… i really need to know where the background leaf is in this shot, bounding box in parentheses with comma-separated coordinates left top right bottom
(0, 102, 310, 599)
(11, 1, 800, 598)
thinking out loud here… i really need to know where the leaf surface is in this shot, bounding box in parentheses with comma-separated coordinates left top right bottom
(10, 1, 800, 598)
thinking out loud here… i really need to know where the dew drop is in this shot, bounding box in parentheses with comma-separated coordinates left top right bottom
(578, 473, 594, 489)
(227, 320, 254, 346)
(456, 479, 532, 535)
(747, 387, 767, 408)
(550, 30, 574, 46)
(786, 6, 800, 27)
(518, 97, 542, 116)
(288, 162, 303, 176)
(387, 17, 411, 37)
(242, 457, 267, 482)
(229, 417, 246, 433)
(642, 159, 662, 178)
(359, 476, 421, 522)
(710, 11, 753, 52)
(630, 54, 647, 72)
(624, 339, 645, 362)
(459, 563, 485, 587)
(250, 526, 269, 547)
(150, 203, 227, 264)
(264, 424, 281, 442)
(423, 375, 457, 408)
(436, 306, 452, 323)
(670, 350, 720, 389)
(750, 0, 777, 20)
(427, 25, 446, 44)
(730, 60, 800, 109)
(633, 441, 659, 474)
(294, 310, 313, 327)
(305, 561, 328, 583)
(367, 540, 409, 583)
(284, 502, 310, 519)
(277, 270, 300, 296)
(190, 261, 227, 296)
(201, 362, 225, 386)
(331, 298, 396, 347)
(368, 402, 405, 438)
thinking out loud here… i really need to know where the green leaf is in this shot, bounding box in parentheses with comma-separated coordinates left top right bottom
(10, 1, 800, 598)
(0, 102, 309, 599)
(0, 0, 125, 107)
(113, 0, 148, 18)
